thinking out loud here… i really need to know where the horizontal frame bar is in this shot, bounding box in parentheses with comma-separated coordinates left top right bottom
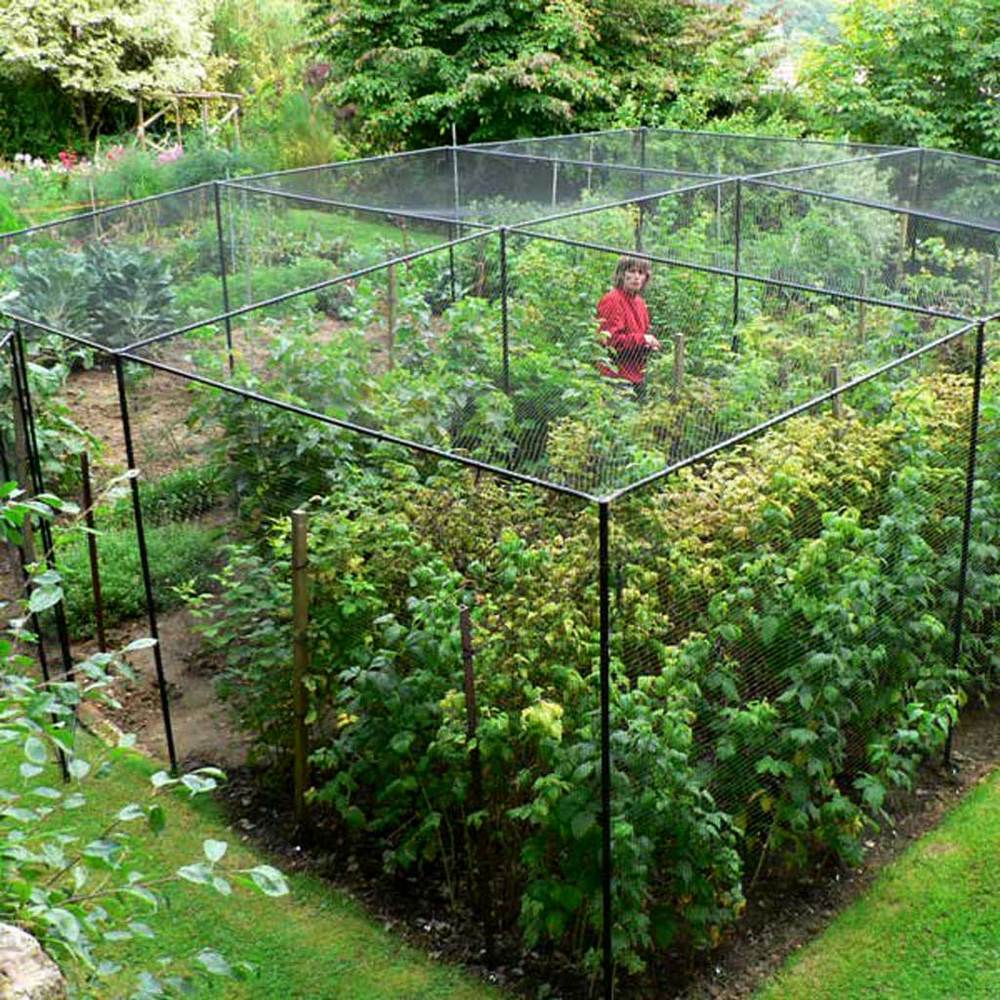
(230, 145, 452, 185)
(747, 177, 1000, 235)
(220, 179, 494, 230)
(116, 353, 600, 503)
(512, 228, 975, 323)
(121, 227, 494, 353)
(0, 182, 215, 241)
(458, 145, 715, 181)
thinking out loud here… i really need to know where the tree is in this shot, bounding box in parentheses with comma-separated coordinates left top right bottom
(0, 0, 219, 141)
(799, 0, 1000, 157)
(307, 0, 780, 149)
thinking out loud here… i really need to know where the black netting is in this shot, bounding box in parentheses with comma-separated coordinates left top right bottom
(482, 128, 897, 178)
(0, 186, 222, 349)
(229, 147, 706, 228)
(606, 321, 987, 992)
(0, 130, 998, 1000)
(740, 179, 997, 317)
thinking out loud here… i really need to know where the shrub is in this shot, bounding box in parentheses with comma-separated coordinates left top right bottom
(57, 521, 221, 635)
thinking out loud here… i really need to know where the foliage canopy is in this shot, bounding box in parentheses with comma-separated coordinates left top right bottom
(0, 0, 219, 140)
(307, 0, 780, 149)
(800, 0, 1000, 157)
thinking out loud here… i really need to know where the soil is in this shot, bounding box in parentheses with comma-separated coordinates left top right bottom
(209, 696, 1000, 1000)
(73, 607, 249, 770)
(58, 365, 215, 488)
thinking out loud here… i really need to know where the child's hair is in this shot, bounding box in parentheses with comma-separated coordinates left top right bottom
(612, 254, 652, 291)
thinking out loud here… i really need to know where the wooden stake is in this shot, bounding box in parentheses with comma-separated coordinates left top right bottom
(896, 214, 909, 286)
(858, 273, 868, 341)
(137, 96, 145, 149)
(829, 364, 844, 420)
(80, 453, 106, 653)
(672, 332, 685, 400)
(291, 509, 310, 828)
(387, 264, 398, 369)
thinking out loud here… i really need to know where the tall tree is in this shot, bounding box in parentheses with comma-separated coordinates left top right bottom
(307, 0, 779, 149)
(800, 0, 1000, 157)
(0, 0, 219, 141)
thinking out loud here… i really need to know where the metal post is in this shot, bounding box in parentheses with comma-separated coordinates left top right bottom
(672, 333, 685, 400)
(213, 181, 235, 375)
(598, 500, 613, 1000)
(80, 453, 107, 653)
(829, 365, 844, 420)
(909, 148, 925, 268)
(449, 226, 457, 303)
(6, 332, 53, 687)
(732, 179, 743, 349)
(451, 123, 461, 224)
(551, 160, 559, 209)
(858, 273, 868, 340)
(636, 128, 647, 253)
(12, 326, 75, 684)
(291, 509, 310, 828)
(499, 228, 511, 393)
(113, 356, 179, 772)
(944, 319, 986, 766)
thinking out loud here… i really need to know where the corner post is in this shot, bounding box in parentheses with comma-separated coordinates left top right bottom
(500, 227, 511, 393)
(945, 318, 986, 766)
(114, 355, 179, 772)
(213, 181, 235, 375)
(599, 499, 613, 999)
(732, 178, 743, 349)
(12, 325, 75, 684)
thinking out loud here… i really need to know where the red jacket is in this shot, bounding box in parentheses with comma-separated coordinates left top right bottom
(596, 287, 652, 384)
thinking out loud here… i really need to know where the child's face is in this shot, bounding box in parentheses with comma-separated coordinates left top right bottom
(623, 267, 646, 293)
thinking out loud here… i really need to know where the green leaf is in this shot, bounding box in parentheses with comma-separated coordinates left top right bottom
(212, 876, 232, 896)
(117, 803, 145, 822)
(45, 907, 81, 942)
(23, 735, 47, 765)
(196, 949, 233, 977)
(570, 810, 596, 840)
(203, 839, 228, 863)
(177, 863, 212, 885)
(68, 757, 91, 781)
(125, 637, 159, 652)
(28, 585, 62, 614)
(147, 803, 166, 835)
(247, 865, 289, 897)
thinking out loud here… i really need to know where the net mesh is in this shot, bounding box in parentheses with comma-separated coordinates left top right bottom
(607, 321, 988, 991)
(0, 186, 224, 349)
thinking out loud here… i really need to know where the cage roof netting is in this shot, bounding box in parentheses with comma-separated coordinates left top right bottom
(0, 129, 996, 499)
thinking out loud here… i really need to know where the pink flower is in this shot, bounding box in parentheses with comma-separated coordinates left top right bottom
(157, 143, 184, 164)
(106, 144, 126, 162)
(58, 149, 79, 170)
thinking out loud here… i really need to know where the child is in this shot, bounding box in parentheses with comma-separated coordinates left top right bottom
(596, 255, 660, 393)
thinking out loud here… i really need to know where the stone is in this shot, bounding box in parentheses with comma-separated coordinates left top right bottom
(0, 924, 67, 1000)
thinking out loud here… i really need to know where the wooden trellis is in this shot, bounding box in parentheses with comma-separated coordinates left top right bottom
(135, 91, 244, 149)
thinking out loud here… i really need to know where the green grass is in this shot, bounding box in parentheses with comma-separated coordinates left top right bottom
(0, 735, 501, 999)
(758, 769, 1000, 1000)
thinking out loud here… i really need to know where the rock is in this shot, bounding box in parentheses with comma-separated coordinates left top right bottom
(0, 924, 67, 1000)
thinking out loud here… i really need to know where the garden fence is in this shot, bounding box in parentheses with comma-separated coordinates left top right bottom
(0, 129, 997, 997)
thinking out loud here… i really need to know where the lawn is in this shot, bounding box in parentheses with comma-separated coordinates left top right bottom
(0, 730, 501, 1000)
(759, 767, 1000, 1000)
